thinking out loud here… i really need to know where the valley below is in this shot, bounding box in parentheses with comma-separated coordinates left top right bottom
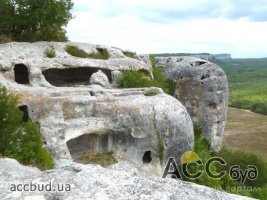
(223, 107, 267, 160)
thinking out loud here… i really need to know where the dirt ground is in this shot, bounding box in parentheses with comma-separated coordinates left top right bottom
(222, 107, 267, 160)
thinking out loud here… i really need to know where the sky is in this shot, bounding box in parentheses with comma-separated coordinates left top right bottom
(66, 0, 267, 58)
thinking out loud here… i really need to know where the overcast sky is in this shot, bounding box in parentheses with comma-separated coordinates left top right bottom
(67, 0, 267, 58)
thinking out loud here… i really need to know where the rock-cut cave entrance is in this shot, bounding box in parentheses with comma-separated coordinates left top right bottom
(66, 132, 135, 159)
(14, 64, 30, 84)
(42, 67, 112, 87)
(18, 105, 29, 122)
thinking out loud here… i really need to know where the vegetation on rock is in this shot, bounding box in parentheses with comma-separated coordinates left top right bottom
(65, 45, 109, 60)
(44, 45, 56, 58)
(123, 50, 136, 58)
(75, 152, 117, 167)
(0, 86, 54, 170)
(118, 67, 176, 95)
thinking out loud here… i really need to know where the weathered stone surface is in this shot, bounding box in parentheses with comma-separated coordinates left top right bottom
(0, 42, 152, 88)
(0, 42, 194, 174)
(111, 70, 122, 85)
(0, 158, 253, 200)
(89, 70, 110, 87)
(155, 56, 228, 151)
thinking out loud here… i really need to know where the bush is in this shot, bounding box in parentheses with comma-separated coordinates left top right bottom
(118, 70, 150, 88)
(44, 45, 56, 58)
(65, 45, 109, 60)
(251, 103, 267, 115)
(182, 124, 267, 199)
(0, 86, 54, 170)
(123, 51, 136, 58)
(217, 148, 267, 188)
(118, 67, 176, 95)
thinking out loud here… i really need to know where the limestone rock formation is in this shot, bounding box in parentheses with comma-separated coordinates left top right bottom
(155, 56, 228, 151)
(89, 70, 110, 87)
(0, 158, 253, 200)
(0, 42, 194, 174)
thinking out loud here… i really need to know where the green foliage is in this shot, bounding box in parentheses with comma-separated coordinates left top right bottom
(183, 124, 267, 199)
(152, 67, 176, 95)
(214, 58, 267, 115)
(65, 45, 109, 60)
(90, 48, 109, 60)
(144, 91, 158, 96)
(118, 67, 176, 95)
(65, 45, 90, 58)
(0, 0, 73, 42)
(44, 45, 56, 58)
(118, 70, 150, 88)
(75, 152, 117, 167)
(217, 148, 267, 188)
(123, 51, 136, 58)
(0, 86, 54, 170)
(149, 55, 155, 66)
(251, 103, 267, 115)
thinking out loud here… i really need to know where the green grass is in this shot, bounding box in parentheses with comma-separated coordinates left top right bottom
(65, 45, 109, 60)
(214, 58, 267, 115)
(44, 45, 56, 58)
(0, 86, 54, 170)
(75, 152, 117, 167)
(144, 91, 158, 96)
(183, 125, 267, 199)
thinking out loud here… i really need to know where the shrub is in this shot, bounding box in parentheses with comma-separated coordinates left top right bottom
(149, 55, 155, 66)
(118, 70, 150, 88)
(44, 45, 56, 58)
(181, 124, 267, 199)
(251, 103, 267, 115)
(65, 45, 90, 58)
(217, 148, 267, 188)
(0, 86, 54, 170)
(118, 67, 176, 95)
(123, 51, 136, 58)
(90, 48, 109, 60)
(65, 45, 109, 60)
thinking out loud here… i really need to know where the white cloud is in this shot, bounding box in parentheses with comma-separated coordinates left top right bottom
(67, 0, 267, 58)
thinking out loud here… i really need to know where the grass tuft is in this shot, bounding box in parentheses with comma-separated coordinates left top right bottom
(65, 45, 109, 60)
(75, 152, 117, 167)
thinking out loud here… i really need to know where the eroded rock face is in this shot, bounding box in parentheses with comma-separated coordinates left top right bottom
(89, 70, 110, 87)
(0, 158, 253, 200)
(155, 56, 228, 151)
(0, 42, 194, 174)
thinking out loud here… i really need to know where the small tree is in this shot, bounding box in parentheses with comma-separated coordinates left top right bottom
(0, 0, 73, 42)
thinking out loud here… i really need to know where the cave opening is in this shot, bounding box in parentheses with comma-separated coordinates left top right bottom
(142, 151, 152, 164)
(14, 64, 30, 84)
(66, 132, 133, 159)
(42, 67, 112, 87)
(18, 105, 29, 122)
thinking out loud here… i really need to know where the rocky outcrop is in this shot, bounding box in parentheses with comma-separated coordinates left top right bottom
(155, 56, 228, 151)
(0, 158, 253, 200)
(0, 42, 194, 174)
(89, 70, 110, 87)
